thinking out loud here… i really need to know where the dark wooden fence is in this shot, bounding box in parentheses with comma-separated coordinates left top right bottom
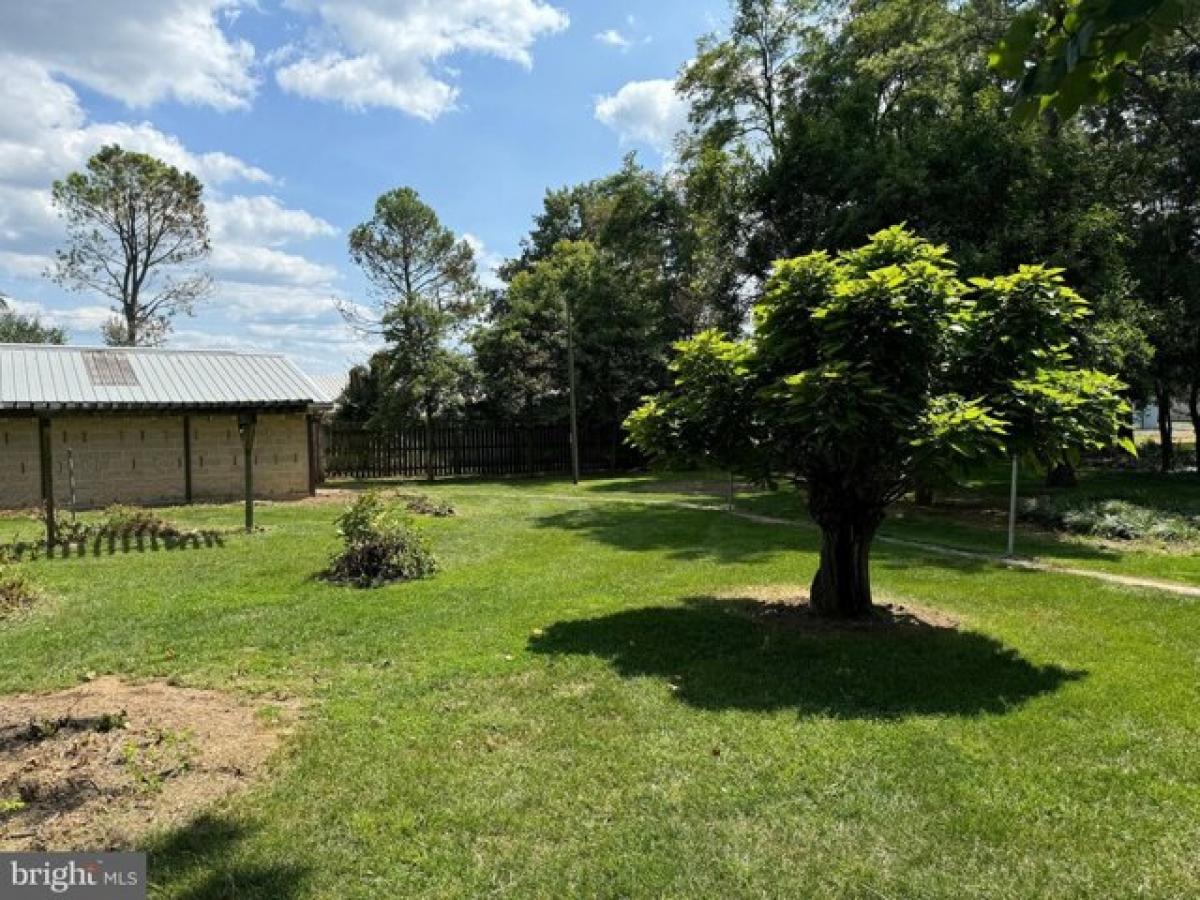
(325, 424, 641, 480)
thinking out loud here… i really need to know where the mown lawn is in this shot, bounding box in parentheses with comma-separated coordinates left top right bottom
(1, 477, 1199, 898)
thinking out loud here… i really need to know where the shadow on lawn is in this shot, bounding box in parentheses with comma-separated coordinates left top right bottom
(4, 530, 228, 562)
(529, 598, 1081, 718)
(145, 813, 308, 900)
(535, 504, 809, 564)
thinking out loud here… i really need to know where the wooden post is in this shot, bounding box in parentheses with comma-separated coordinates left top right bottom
(305, 414, 318, 496)
(239, 412, 257, 532)
(38, 415, 56, 551)
(183, 415, 194, 504)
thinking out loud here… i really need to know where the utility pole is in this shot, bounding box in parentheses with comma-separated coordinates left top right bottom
(1006, 456, 1019, 557)
(566, 296, 581, 486)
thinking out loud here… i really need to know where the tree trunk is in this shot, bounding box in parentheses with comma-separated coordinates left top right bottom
(1156, 385, 1174, 474)
(913, 481, 934, 506)
(1046, 463, 1078, 488)
(1190, 383, 1200, 474)
(424, 409, 435, 483)
(809, 514, 880, 618)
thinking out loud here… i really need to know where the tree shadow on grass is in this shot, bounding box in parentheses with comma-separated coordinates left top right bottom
(529, 597, 1082, 718)
(534, 504, 813, 564)
(144, 813, 308, 900)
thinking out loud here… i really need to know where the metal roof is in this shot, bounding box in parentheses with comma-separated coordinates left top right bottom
(0, 345, 333, 412)
(308, 373, 349, 405)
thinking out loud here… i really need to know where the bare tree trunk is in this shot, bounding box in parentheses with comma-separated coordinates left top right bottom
(808, 484, 882, 618)
(810, 519, 878, 618)
(1046, 463, 1078, 488)
(1190, 383, 1200, 473)
(913, 480, 934, 506)
(1157, 384, 1174, 474)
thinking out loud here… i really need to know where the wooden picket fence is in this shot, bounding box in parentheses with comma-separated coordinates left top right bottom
(325, 424, 641, 480)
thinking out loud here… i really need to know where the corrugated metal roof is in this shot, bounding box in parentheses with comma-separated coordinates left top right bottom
(308, 373, 349, 404)
(0, 345, 333, 411)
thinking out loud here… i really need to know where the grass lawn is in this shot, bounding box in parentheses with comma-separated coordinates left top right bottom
(1, 477, 1199, 897)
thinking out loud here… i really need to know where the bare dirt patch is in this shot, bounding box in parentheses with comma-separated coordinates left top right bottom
(0, 678, 300, 851)
(714, 584, 959, 631)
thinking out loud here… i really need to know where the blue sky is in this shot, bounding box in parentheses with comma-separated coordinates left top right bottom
(0, 0, 727, 374)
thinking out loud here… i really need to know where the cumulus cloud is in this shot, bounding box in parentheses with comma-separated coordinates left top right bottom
(210, 196, 338, 246)
(595, 29, 632, 50)
(0, 54, 344, 360)
(0, 1, 256, 110)
(594, 78, 689, 155)
(274, 0, 569, 119)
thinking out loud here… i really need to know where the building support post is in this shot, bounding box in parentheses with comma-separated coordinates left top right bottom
(183, 415, 194, 504)
(305, 414, 318, 496)
(238, 413, 257, 532)
(38, 415, 56, 552)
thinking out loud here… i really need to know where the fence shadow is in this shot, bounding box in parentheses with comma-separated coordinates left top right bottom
(144, 813, 309, 900)
(3, 529, 229, 562)
(529, 597, 1082, 719)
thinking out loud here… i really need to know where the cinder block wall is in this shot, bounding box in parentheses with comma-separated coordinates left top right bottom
(0, 412, 311, 510)
(0, 419, 40, 508)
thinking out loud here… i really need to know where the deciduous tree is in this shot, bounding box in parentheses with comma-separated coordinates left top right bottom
(49, 145, 211, 346)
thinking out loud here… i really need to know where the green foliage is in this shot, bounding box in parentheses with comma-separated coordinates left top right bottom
(0, 565, 39, 617)
(0, 295, 66, 344)
(624, 329, 757, 474)
(628, 226, 1130, 614)
(343, 187, 478, 429)
(328, 493, 438, 588)
(49, 144, 211, 346)
(95, 505, 176, 536)
(991, 0, 1192, 119)
(1022, 495, 1200, 542)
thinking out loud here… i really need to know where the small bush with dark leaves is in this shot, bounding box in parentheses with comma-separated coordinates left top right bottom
(1022, 497, 1200, 543)
(0, 565, 39, 617)
(326, 492, 439, 588)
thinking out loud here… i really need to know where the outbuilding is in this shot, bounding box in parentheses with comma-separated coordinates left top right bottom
(0, 345, 334, 536)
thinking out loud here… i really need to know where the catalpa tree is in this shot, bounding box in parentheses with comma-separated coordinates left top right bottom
(627, 227, 1131, 618)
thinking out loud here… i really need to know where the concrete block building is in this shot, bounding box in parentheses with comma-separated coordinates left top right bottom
(0, 345, 333, 512)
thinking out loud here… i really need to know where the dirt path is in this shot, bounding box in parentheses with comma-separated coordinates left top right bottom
(464, 489, 1200, 600)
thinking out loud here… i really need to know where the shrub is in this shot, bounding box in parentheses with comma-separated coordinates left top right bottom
(95, 505, 177, 537)
(327, 493, 439, 588)
(397, 493, 456, 518)
(0, 565, 39, 617)
(1021, 496, 1200, 543)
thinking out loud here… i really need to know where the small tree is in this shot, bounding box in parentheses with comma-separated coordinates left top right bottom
(49, 145, 211, 346)
(0, 295, 66, 344)
(628, 227, 1130, 618)
(625, 330, 759, 508)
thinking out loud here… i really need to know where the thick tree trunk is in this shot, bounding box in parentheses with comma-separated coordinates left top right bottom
(1189, 383, 1200, 474)
(809, 516, 880, 618)
(1046, 463, 1078, 488)
(913, 481, 934, 506)
(1156, 385, 1174, 474)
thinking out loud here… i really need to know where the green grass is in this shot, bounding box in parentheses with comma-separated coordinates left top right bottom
(1, 479, 1199, 897)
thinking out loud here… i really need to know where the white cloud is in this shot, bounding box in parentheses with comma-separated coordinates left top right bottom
(210, 196, 337, 246)
(595, 29, 632, 50)
(274, 0, 569, 119)
(6, 297, 115, 335)
(0, 1, 256, 110)
(462, 232, 505, 290)
(210, 246, 338, 286)
(594, 79, 689, 155)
